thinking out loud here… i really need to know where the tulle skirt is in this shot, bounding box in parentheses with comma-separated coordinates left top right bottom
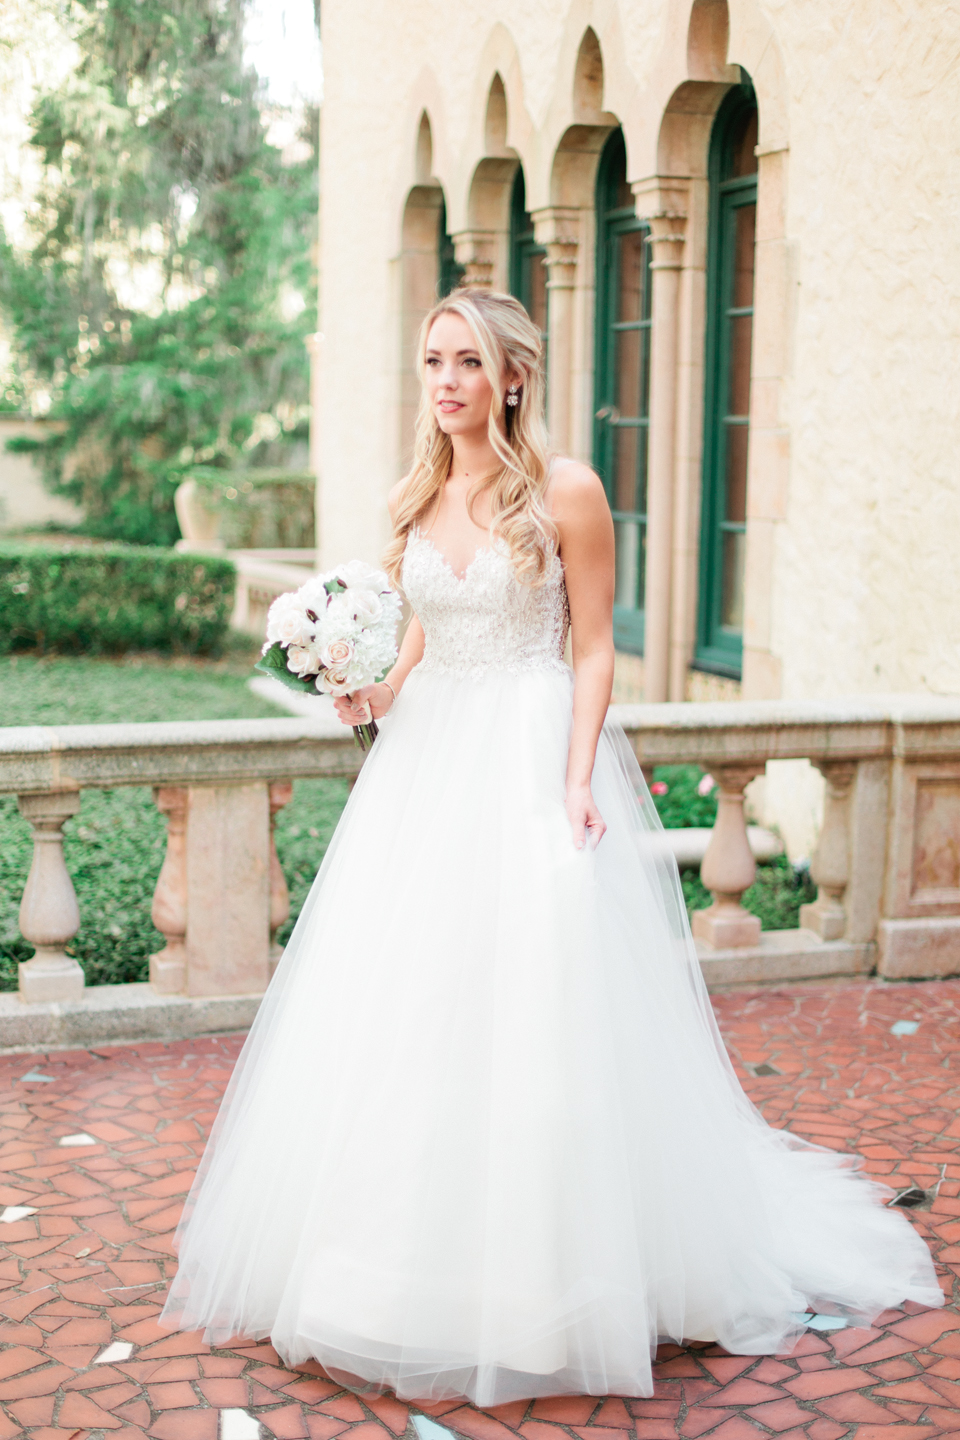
(160, 664, 941, 1403)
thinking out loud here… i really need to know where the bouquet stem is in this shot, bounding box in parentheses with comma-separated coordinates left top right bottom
(354, 720, 379, 752)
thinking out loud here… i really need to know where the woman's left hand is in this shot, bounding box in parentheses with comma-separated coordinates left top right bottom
(566, 783, 606, 851)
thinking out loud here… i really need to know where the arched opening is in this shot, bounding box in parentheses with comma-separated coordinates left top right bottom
(437, 197, 465, 297)
(415, 110, 433, 185)
(509, 168, 547, 343)
(484, 73, 508, 155)
(696, 79, 758, 677)
(399, 112, 446, 467)
(687, 0, 733, 82)
(573, 27, 604, 121)
(456, 75, 518, 289)
(592, 128, 652, 654)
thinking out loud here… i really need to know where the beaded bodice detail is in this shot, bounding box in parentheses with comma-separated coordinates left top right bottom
(402, 527, 570, 678)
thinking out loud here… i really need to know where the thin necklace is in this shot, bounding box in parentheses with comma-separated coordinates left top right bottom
(448, 465, 499, 483)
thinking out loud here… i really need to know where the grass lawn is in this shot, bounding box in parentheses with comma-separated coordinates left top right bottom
(0, 652, 349, 989)
(0, 655, 812, 991)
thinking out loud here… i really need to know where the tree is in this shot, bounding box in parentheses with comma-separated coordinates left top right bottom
(0, 0, 318, 544)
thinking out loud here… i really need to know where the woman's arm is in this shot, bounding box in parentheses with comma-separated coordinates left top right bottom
(550, 459, 616, 849)
(333, 482, 424, 726)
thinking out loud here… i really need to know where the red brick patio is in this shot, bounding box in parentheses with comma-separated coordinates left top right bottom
(0, 977, 959, 1440)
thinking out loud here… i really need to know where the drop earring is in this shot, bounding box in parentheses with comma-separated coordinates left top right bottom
(506, 385, 520, 407)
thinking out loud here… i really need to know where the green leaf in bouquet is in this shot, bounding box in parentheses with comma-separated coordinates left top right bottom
(323, 578, 345, 597)
(254, 641, 322, 695)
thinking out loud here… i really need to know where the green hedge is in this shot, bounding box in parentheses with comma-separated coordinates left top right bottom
(0, 544, 235, 655)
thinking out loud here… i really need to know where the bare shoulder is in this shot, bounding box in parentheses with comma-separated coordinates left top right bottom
(546, 460, 607, 518)
(546, 457, 610, 527)
(387, 476, 410, 523)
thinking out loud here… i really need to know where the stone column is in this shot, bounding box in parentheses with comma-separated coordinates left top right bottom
(642, 211, 687, 703)
(532, 207, 579, 455)
(692, 765, 765, 949)
(268, 781, 294, 974)
(452, 231, 496, 288)
(16, 791, 85, 1004)
(799, 762, 856, 940)
(150, 786, 188, 994)
(305, 331, 323, 555)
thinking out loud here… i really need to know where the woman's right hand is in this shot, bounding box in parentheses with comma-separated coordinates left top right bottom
(333, 682, 394, 727)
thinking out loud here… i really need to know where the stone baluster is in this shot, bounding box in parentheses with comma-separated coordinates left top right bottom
(150, 786, 188, 994)
(800, 761, 857, 940)
(269, 781, 294, 973)
(692, 765, 764, 949)
(16, 791, 85, 1003)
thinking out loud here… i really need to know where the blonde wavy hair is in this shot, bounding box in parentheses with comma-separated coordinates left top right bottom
(383, 288, 554, 588)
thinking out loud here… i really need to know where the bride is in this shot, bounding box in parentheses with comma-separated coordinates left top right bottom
(161, 289, 941, 1404)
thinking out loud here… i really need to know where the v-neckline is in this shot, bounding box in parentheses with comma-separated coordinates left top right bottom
(414, 526, 498, 583)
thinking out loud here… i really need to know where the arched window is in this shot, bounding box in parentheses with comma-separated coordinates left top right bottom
(593, 128, 652, 654)
(438, 198, 464, 298)
(696, 82, 758, 676)
(509, 168, 547, 345)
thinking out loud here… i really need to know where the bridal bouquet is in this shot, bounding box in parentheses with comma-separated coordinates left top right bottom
(256, 561, 402, 750)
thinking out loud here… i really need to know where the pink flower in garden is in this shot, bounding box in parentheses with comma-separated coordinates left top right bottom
(698, 773, 717, 796)
(650, 781, 669, 796)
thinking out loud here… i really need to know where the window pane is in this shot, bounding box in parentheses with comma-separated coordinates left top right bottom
(527, 251, 548, 335)
(617, 231, 647, 324)
(727, 314, 753, 416)
(616, 328, 643, 419)
(726, 106, 758, 179)
(720, 529, 745, 629)
(613, 424, 643, 515)
(614, 517, 645, 612)
(724, 424, 749, 523)
(731, 203, 756, 308)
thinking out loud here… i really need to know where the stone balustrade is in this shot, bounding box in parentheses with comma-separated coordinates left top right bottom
(1, 696, 959, 1045)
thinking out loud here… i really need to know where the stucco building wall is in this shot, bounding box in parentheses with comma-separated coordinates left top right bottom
(316, 0, 960, 723)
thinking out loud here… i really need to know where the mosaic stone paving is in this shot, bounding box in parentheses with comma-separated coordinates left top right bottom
(0, 976, 959, 1439)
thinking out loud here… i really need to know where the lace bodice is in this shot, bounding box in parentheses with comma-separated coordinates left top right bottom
(402, 527, 570, 678)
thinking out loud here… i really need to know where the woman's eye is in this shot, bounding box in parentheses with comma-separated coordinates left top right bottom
(463, 358, 480, 368)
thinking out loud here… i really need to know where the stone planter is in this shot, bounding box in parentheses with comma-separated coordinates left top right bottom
(173, 477, 224, 552)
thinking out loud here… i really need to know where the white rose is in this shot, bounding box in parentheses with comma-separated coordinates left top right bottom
(297, 577, 330, 619)
(266, 592, 312, 648)
(335, 559, 388, 592)
(286, 642, 320, 678)
(319, 638, 355, 669)
(317, 668, 351, 696)
(343, 587, 382, 625)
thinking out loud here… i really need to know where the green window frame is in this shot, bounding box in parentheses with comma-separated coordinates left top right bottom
(592, 128, 652, 655)
(696, 82, 759, 677)
(438, 198, 464, 298)
(509, 168, 548, 351)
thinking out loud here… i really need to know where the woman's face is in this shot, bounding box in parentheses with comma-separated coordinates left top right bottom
(424, 312, 503, 438)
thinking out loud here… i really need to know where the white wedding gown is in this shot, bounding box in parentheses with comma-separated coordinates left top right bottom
(161, 528, 941, 1403)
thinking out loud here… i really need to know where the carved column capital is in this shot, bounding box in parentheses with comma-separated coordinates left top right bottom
(645, 212, 688, 270)
(451, 231, 496, 288)
(632, 176, 689, 270)
(531, 207, 580, 289)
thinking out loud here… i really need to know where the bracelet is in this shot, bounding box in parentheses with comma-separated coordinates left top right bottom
(381, 680, 398, 713)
